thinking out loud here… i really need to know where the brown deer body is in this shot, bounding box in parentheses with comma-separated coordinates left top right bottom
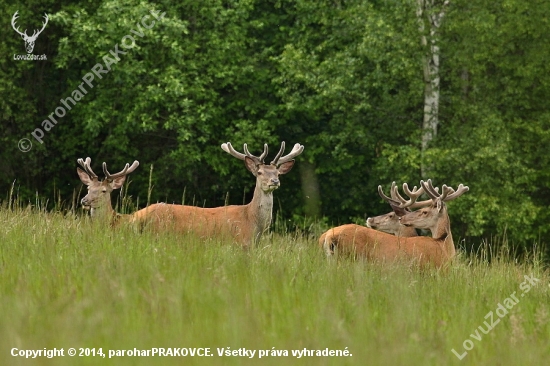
(132, 180, 277, 244)
(132, 142, 304, 246)
(317, 182, 422, 250)
(320, 180, 468, 268)
(321, 225, 454, 267)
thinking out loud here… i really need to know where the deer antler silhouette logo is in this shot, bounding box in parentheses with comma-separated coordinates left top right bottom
(11, 11, 49, 54)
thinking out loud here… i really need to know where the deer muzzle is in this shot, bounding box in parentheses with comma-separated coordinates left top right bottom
(268, 178, 280, 190)
(81, 197, 91, 209)
(366, 218, 376, 229)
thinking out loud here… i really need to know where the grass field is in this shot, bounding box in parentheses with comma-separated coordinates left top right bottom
(0, 205, 549, 366)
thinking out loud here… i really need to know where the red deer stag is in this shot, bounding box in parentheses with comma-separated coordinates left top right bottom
(77, 157, 139, 221)
(365, 182, 443, 235)
(317, 182, 426, 248)
(365, 181, 428, 236)
(132, 142, 304, 246)
(320, 180, 468, 268)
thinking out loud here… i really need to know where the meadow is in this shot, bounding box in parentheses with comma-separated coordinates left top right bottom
(0, 204, 549, 366)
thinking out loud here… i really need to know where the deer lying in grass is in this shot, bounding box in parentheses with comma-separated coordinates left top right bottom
(317, 182, 423, 248)
(77, 157, 139, 221)
(131, 142, 304, 247)
(320, 180, 468, 268)
(365, 182, 445, 235)
(365, 182, 424, 237)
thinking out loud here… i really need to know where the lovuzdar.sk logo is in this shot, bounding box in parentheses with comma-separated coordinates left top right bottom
(11, 10, 48, 61)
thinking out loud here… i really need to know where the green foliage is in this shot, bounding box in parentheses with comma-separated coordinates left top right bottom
(428, 0, 550, 244)
(1, 0, 550, 248)
(273, 0, 423, 221)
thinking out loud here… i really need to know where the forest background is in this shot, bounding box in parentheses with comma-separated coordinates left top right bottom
(1, 0, 549, 252)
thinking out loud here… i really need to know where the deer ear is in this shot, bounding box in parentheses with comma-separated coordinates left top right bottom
(77, 168, 94, 185)
(244, 156, 258, 175)
(436, 198, 443, 212)
(110, 176, 127, 190)
(277, 160, 295, 175)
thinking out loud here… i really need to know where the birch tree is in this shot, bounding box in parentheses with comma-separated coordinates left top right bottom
(417, 0, 449, 177)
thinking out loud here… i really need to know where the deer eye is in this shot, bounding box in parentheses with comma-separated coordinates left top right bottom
(257, 171, 263, 175)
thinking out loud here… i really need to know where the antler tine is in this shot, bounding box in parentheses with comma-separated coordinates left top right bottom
(77, 158, 87, 174)
(243, 143, 252, 157)
(389, 181, 399, 201)
(126, 160, 140, 174)
(440, 184, 452, 201)
(103, 162, 127, 180)
(102, 160, 138, 180)
(401, 183, 433, 209)
(77, 157, 98, 179)
(259, 144, 268, 162)
(443, 184, 469, 202)
(270, 142, 285, 166)
(394, 182, 427, 209)
(77, 158, 86, 169)
(222, 142, 266, 164)
(271, 142, 304, 166)
(420, 179, 440, 200)
(221, 142, 246, 160)
(243, 143, 267, 164)
(378, 183, 401, 206)
(393, 183, 413, 204)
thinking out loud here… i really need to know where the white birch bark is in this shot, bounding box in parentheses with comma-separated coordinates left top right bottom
(417, 0, 449, 177)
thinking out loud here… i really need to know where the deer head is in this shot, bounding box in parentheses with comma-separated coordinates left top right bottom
(11, 11, 49, 54)
(366, 182, 430, 235)
(366, 209, 407, 235)
(221, 141, 304, 193)
(77, 157, 139, 217)
(399, 179, 468, 238)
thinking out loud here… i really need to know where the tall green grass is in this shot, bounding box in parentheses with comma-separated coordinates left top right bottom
(0, 206, 548, 365)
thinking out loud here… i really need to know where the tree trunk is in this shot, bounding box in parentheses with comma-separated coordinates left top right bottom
(298, 160, 321, 218)
(417, 0, 449, 178)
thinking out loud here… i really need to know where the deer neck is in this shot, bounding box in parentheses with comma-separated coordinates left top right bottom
(90, 197, 116, 220)
(431, 209, 455, 257)
(398, 225, 418, 237)
(248, 183, 274, 243)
